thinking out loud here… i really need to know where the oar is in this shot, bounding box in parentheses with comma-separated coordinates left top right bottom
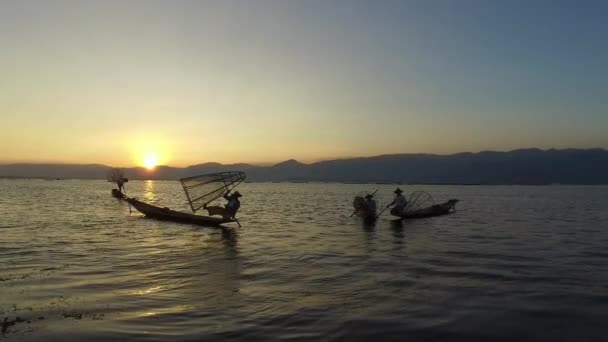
(123, 185, 132, 213)
(350, 189, 378, 217)
(375, 204, 391, 219)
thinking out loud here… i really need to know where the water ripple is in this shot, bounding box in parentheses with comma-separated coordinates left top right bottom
(1, 181, 608, 340)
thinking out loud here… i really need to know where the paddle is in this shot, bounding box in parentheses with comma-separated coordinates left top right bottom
(350, 189, 378, 217)
(122, 185, 132, 213)
(375, 203, 391, 219)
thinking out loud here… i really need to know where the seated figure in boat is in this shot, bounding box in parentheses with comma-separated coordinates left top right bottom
(389, 188, 408, 216)
(364, 194, 377, 214)
(205, 191, 242, 220)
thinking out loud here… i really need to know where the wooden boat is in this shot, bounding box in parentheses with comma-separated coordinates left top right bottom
(118, 171, 246, 228)
(392, 199, 459, 219)
(125, 197, 233, 227)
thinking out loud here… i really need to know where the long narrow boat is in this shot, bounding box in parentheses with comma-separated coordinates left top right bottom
(125, 197, 233, 227)
(121, 171, 246, 228)
(394, 199, 458, 220)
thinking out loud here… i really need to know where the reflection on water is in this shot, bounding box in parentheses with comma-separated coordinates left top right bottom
(390, 219, 404, 230)
(132, 286, 163, 296)
(143, 180, 156, 203)
(221, 228, 239, 249)
(361, 218, 376, 232)
(390, 221, 406, 241)
(1, 180, 608, 341)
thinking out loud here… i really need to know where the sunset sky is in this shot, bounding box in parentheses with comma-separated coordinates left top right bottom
(1, 0, 606, 167)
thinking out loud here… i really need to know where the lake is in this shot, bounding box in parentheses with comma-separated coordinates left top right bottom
(1, 180, 608, 341)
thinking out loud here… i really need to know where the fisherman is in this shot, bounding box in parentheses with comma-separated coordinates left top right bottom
(204, 191, 243, 220)
(117, 177, 128, 193)
(224, 191, 242, 218)
(388, 188, 407, 215)
(364, 194, 377, 213)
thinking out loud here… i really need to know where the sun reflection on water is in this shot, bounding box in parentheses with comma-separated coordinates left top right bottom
(137, 304, 194, 318)
(144, 180, 156, 203)
(134, 286, 163, 296)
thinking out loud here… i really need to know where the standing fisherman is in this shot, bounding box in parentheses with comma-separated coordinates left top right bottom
(364, 194, 377, 214)
(117, 177, 128, 194)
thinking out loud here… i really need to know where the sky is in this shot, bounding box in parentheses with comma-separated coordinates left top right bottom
(1, 0, 606, 167)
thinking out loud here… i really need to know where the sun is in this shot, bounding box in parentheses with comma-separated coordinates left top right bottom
(143, 153, 159, 170)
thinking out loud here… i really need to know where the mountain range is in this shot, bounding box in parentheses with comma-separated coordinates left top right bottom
(1, 148, 607, 185)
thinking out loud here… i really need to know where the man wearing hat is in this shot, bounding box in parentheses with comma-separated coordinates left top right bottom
(364, 193, 377, 214)
(224, 191, 242, 218)
(206, 191, 242, 219)
(389, 188, 408, 216)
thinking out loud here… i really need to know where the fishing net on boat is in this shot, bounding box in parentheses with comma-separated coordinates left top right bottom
(353, 190, 379, 210)
(179, 171, 246, 213)
(405, 191, 434, 212)
(353, 196, 366, 211)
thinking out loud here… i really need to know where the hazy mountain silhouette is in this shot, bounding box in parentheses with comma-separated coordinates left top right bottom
(1, 148, 607, 184)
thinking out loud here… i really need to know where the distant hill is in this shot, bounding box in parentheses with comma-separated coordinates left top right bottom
(1, 148, 608, 184)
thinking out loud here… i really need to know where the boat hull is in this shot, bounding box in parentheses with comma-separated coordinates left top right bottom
(393, 199, 459, 219)
(125, 198, 233, 227)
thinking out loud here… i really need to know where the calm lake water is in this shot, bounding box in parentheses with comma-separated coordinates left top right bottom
(1, 180, 608, 341)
